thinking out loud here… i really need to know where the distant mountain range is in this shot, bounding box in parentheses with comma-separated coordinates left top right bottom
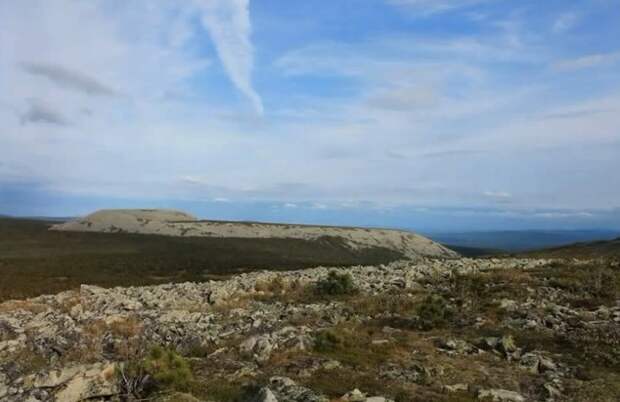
(426, 230, 620, 252)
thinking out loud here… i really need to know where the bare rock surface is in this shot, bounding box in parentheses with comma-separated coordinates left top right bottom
(50, 209, 458, 259)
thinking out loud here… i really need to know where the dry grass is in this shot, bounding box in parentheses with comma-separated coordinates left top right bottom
(59, 316, 145, 365)
(0, 300, 49, 314)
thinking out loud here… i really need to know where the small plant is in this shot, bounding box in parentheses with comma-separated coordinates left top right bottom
(315, 271, 357, 296)
(143, 346, 193, 391)
(255, 276, 286, 294)
(416, 294, 453, 330)
(119, 346, 193, 399)
(314, 330, 343, 352)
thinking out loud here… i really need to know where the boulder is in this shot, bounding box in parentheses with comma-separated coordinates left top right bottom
(519, 352, 556, 375)
(240, 335, 274, 363)
(54, 363, 118, 401)
(208, 288, 231, 305)
(342, 389, 366, 401)
(268, 377, 328, 402)
(478, 389, 525, 402)
(444, 383, 469, 393)
(251, 387, 279, 402)
(479, 335, 518, 359)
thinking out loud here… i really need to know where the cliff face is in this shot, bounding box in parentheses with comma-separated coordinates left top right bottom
(50, 209, 459, 260)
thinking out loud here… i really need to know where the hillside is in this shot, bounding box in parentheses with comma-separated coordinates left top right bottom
(50, 209, 458, 260)
(524, 237, 620, 259)
(0, 216, 413, 302)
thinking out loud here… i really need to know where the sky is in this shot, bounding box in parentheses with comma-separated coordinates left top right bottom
(1, 0, 620, 231)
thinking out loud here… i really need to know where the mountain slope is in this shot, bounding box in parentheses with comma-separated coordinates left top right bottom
(0, 215, 408, 301)
(51, 209, 458, 260)
(524, 237, 620, 259)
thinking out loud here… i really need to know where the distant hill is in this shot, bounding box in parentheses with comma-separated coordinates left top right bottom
(0, 211, 456, 301)
(0, 215, 404, 301)
(524, 237, 620, 259)
(427, 230, 620, 252)
(51, 209, 458, 260)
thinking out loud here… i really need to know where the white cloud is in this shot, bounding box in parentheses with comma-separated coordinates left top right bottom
(553, 52, 620, 71)
(387, 0, 494, 15)
(195, 0, 263, 115)
(483, 191, 512, 200)
(365, 85, 439, 111)
(1, 1, 619, 214)
(552, 12, 579, 34)
(535, 211, 594, 219)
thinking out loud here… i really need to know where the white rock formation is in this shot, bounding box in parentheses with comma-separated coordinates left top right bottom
(50, 209, 458, 259)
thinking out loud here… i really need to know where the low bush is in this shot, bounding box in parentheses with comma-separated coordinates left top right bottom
(314, 330, 343, 353)
(143, 346, 193, 391)
(119, 346, 193, 399)
(416, 294, 453, 330)
(315, 271, 357, 296)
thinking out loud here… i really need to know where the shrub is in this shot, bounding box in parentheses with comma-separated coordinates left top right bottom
(416, 294, 453, 330)
(119, 346, 193, 399)
(315, 271, 357, 296)
(143, 346, 193, 391)
(314, 330, 343, 352)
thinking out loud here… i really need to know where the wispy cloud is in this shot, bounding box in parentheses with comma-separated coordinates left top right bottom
(534, 211, 594, 219)
(21, 62, 118, 97)
(1, 0, 620, 220)
(541, 108, 612, 120)
(421, 149, 487, 158)
(387, 0, 495, 15)
(20, 99, 69, 126)
(483, 191, 512, 200)
(553, 51, 620, 71)
(196, 0, 263, 115)
(552, 12, 579, 34)
(365, 85, 439, 111)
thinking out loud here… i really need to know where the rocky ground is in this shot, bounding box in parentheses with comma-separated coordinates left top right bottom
(1, 257, 619, 401)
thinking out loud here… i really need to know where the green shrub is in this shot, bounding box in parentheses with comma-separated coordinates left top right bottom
(416, 295, 453, 330)
(143, 346, 193, 391)
(315, 271, 357, 296)
(314, 330, 343, 352)
(120, 346, 194, 398)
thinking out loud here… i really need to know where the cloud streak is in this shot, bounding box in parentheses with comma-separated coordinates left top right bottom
(387, 0, 494, 15)
(552, 12, 579, 34)
(21, 62, 118, 97)
(196, 0, 263, 115)
(20, 99, 69, 126)
(553, 52, 620, 71)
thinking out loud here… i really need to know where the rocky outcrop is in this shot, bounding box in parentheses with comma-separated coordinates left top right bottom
(478, 388, 525, 402)
(50, 209, 459, 259)
(0, 257, 617, 401)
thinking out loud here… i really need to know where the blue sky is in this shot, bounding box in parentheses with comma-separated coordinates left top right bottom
(1, 0, 619, 231)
